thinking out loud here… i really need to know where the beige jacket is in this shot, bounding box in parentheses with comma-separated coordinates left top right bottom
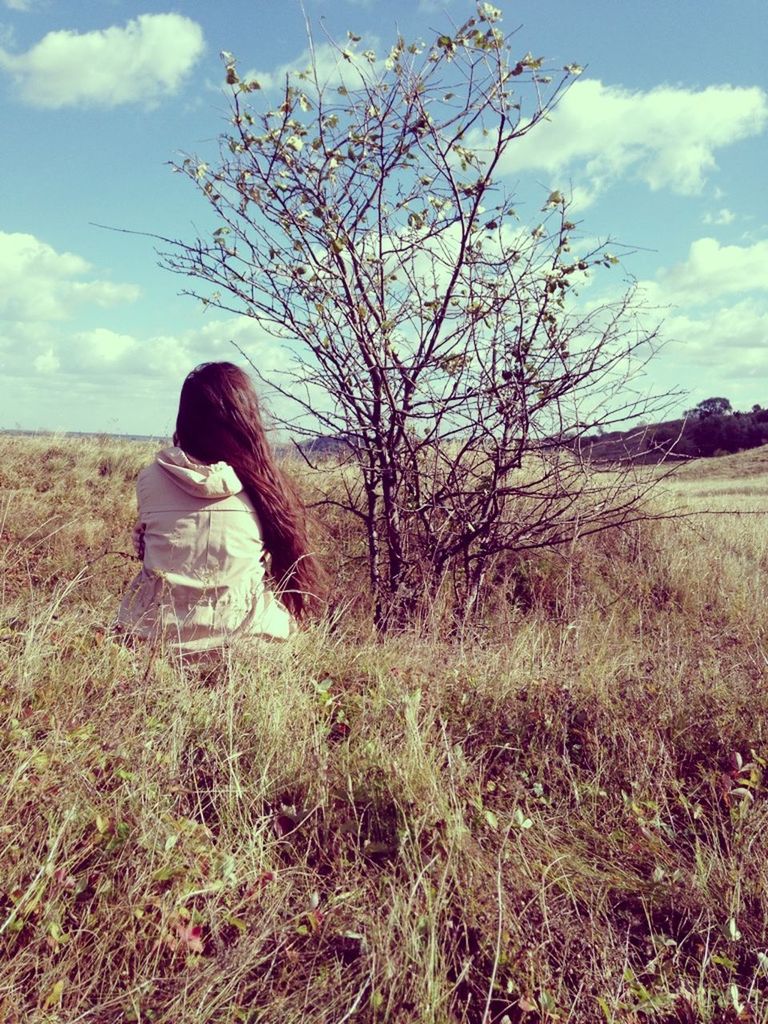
(117, 446, 294, 652)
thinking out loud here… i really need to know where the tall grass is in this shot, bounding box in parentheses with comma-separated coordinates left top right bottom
(1, 434, 768, 1022)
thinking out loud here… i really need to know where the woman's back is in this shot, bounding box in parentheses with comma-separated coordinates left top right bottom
(117, 446, 293, 651)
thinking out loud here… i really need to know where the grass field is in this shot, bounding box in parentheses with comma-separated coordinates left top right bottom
(2, 434, 768, 1023)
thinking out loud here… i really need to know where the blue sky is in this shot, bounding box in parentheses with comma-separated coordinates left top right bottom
(1, 0, 766, 435)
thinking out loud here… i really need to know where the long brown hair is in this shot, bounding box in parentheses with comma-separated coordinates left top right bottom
(174, 361, 324, 620)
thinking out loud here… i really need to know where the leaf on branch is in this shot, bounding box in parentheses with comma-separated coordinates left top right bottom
(385, 40, 404, 69)
(436, 34, 456, 57)
(519, 52, 543, 71)
(469, 26, 504, 50)
(477, 2, 502, 22)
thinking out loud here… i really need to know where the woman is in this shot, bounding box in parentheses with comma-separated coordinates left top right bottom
(117, 362, 324, 653)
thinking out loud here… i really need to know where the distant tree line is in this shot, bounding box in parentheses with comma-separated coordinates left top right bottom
(584, 398, 768, 463)
(652, 398, 768, 459)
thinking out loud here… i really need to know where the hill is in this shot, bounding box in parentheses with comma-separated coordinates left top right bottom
(669, 443, 768, 480)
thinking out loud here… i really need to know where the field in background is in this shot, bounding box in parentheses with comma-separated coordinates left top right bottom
(2, 434, 768, 1023)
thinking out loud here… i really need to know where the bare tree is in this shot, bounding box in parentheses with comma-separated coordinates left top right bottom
(161, 4, 673, 626)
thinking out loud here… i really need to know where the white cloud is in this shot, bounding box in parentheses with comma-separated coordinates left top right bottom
(247, 37, 379, 91)
(2, 315, 281, 384)
(651, 237, 768, 305)
(631, 240, 768, 394)
(500, 80, 768, 204)
(33, 347, 60, 374)
(703, 207, 736, 226)
(3, 0, 34, 10)
(666, 301, 768, 356)
(579, 234, 768, 401)
(0, 314, 288, 432)
(74, 328, 138, 368)
(0, 13, 204, 108)
(0, 231, 139, 321)
(653, 301, 768, 393)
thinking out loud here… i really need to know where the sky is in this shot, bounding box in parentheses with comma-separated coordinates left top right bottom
(0, 0, 766, 436)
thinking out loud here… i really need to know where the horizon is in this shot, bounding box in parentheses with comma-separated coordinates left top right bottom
(3, 394, 760, 448)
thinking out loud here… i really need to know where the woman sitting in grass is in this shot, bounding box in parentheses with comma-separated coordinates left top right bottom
(117, 361, 324, 653)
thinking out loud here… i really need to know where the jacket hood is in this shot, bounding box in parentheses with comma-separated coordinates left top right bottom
(155, 446, 244, 498)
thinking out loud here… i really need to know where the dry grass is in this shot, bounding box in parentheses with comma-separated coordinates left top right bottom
(2, 434, 768, 1022)
(670, 446, 768, 482)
